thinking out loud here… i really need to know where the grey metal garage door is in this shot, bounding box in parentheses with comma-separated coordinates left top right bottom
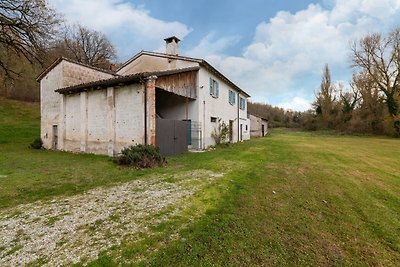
(156, 118, 188, 156)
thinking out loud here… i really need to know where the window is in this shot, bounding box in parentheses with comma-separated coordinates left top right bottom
(210, 116, 217, 123)
(209, 77, 219, 98)
(239, 97, 246, 110)
(228, 90, 236, 105)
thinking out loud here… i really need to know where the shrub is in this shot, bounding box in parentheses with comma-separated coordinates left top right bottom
(29, 137, 43, 149)
(115, 144, 165, 168)
(211, 118, 230, 145)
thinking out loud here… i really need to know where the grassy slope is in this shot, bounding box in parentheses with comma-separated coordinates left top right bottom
(1, 97, 399, 266)
(141, 131, 400, 266)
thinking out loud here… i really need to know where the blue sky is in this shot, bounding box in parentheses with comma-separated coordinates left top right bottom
(49, 0, 400, 111)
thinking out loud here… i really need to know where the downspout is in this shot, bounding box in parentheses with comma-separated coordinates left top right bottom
(237, 92, 240, 142)
(185, 97, 188, 120)
(203, 100, 206, 149)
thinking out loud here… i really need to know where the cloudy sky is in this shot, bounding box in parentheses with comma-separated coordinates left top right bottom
(48, 0, 400, 111)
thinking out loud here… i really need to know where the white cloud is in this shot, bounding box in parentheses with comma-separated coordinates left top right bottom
(196, 0, 400, 110)
(48, 0, 192, 60)
(277, 97, 312, 112)
(186, 32, 241, 58)
(48, 0, 400, 110)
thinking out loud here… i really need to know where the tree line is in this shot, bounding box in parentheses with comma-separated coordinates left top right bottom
(0, 0, 117, 101)
(1, 1, 399, 136)
(250, 27, 400, 137)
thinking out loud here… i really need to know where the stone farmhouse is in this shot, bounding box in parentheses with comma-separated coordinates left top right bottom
(37, 37, 250, 156)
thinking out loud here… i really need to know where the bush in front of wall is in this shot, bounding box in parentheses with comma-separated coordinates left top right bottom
(115, 144, 165, 168)
(29, 137, 43, 149)
(211, 118, 230, 145)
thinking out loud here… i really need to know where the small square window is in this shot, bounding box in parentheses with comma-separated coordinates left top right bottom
(210, 116, 217, 123)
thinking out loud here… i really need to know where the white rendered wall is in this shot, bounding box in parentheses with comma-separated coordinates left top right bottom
(198, 68, 249, 148)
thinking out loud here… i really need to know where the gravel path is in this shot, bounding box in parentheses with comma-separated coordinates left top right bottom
(0, 169, 222, 266)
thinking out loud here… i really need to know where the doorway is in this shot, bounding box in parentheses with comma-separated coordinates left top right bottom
(229, 120, 233, 142)
(52, 125, 58, 149)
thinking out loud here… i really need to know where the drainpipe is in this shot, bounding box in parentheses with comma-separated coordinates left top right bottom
(237, 92, 240, 142)
(203, 100, 206, 149)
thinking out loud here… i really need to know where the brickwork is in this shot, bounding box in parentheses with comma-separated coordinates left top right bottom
(146, 76, 157, 146)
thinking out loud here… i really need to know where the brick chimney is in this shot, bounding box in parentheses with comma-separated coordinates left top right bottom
(109, 64, 118, 72)
(164, 36, 180, 55)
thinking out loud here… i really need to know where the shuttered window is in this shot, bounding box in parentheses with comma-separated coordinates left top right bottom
(239, 97, 246, 110)
(228, 90, 236, 105)
(209, 77, 219, 98)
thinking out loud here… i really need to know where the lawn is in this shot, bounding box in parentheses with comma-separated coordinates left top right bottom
(0, 97, 399, 266)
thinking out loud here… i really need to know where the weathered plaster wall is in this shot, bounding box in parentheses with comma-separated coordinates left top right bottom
(114, 84, 145, 153)
(64, 94, 81, 152)
(40, 63, 63, 149)
(249, 114, 268, 137)
(86, 90, 108, 154)
(40, 60, 115, 150)
(62, 62, 115, 87)
(61, 84, 145, 156)
(117, 54, 199, 75)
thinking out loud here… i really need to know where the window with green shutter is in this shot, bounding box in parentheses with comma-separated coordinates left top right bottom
(209, 77, 219, 98)
(229, 90, 236, 105)
(239, 97, 246, 110)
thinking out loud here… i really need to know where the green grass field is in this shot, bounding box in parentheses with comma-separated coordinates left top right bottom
(1, 97, 399, 266)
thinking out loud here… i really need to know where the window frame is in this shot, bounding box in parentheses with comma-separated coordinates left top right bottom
(209, 77, 219, 98)
(228, 90, 236, 105)
(239, 97, 246, 110)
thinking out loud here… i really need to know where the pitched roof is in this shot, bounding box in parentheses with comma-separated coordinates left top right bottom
(249, 113, 269, 121)
(117, 51, 250, 97)
(36, 57, 118, 82)
(55, 66, 200, 95)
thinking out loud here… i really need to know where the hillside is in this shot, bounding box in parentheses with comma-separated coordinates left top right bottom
(0, 98, 399, 266)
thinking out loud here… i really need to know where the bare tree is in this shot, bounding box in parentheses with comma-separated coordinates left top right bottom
(57, 24, 116, 69)
(0, 0, 59, 77)
(340, 83, 359, 114)
(351, 28, 400, 135)
(349, 72, 385, 133)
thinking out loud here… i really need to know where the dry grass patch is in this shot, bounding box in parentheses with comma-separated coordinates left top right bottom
(0, 169, 224, 266)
